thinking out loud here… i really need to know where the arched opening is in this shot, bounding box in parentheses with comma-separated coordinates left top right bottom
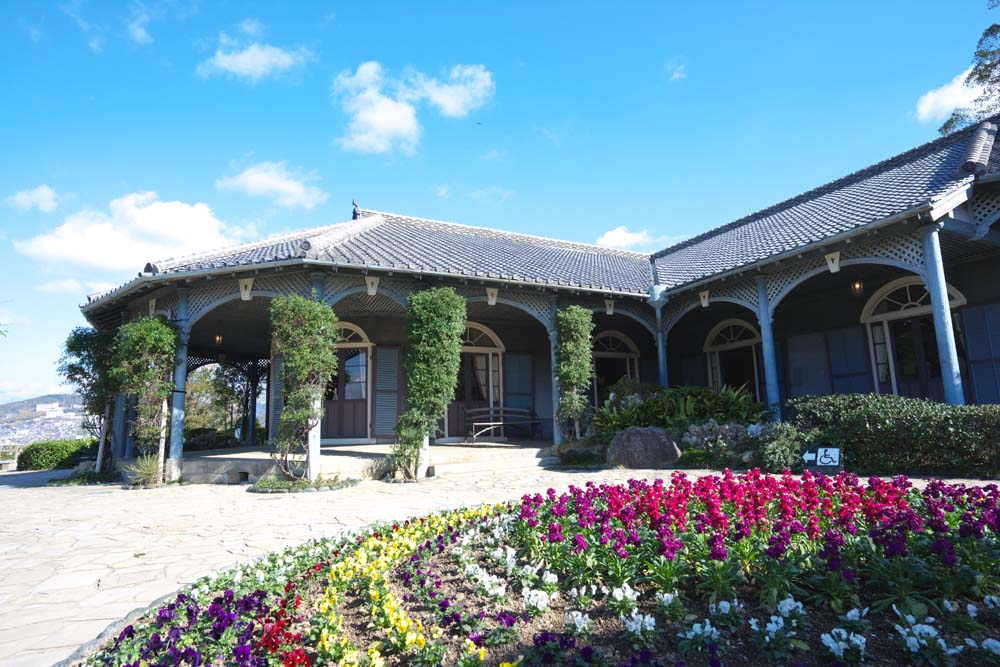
(703, 319, 763, 400)
(443, 322, 506, 439)
(666, 301, 760, 391)
(322, 322, 374, 441)
(860, 276, 968, 400)
(184, 296, 274, 450)
(591, 330, 640, 405)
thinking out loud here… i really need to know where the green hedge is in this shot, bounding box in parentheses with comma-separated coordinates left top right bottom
(788, 394, 1000, 477)
(592, 380, 767, 442)
(16, 439, 96, 470)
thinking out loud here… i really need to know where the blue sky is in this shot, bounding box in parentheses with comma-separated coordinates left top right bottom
(0, 1, 993, 402)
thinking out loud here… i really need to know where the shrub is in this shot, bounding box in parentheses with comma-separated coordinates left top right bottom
(48, 469, 123, 486)
(592, 383, 766, 442)
(124, 453, 163, 486)
(16, 439, 95, 470)
(753, 422, 814, 473)
(789, 394, 1000, 477)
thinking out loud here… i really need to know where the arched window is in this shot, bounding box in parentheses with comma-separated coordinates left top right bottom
(592, 331, 640, 405)
(860, 277, 967, 397)
(703, 319, 762, 397)
(457, 322, 504, 411)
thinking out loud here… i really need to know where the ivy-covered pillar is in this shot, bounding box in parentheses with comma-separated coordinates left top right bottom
(921, 223, 965, 405)
(755, 276, 781, 414)
(548, 328, 563, 445)
(167, 288, 189, 477)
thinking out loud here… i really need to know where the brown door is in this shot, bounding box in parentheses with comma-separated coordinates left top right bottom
(889, 316, 971, 402)
(447, 352, 490, 437)
(323, 348, 369, 439)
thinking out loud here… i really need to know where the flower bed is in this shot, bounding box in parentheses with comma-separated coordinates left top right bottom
(83, 471, 1000, 666)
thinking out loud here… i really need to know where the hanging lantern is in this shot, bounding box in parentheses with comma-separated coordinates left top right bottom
(850, 280, 864, 298)
(214, 323, 224, 346)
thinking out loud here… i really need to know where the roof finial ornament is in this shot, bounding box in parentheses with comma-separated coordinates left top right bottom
(352, 199, 361, 220)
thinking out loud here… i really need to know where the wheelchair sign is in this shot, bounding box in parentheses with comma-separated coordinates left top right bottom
(802, 447, 842, 472)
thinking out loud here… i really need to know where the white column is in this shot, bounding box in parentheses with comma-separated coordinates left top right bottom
(755, 276, 782, 414)
(921, 223, 965, 405)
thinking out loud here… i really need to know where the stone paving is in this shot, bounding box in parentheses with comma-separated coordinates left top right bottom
(0, 466, 659, 667)
(0, 467, 994, 666)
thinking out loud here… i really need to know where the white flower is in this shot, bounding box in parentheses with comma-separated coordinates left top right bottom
(611, 583, 639, 603)
(522, 588, 550, 612)
(966, 603, 978, 619)
(844, 607, 868, 622)
(984, 594, 1000, 610)
(748, 617, 759, 632)
(982, 638, 1000, 656)
(943, 599, 959, 613)
(565, 610, 591, 635)
(679, 619, 720, 642)
(623, 610, 656, 635)
(542, 570, 558, 586)
(821, 628, 867, 660)
(777, 595, 804, 619)
(657, 591, 678, 608)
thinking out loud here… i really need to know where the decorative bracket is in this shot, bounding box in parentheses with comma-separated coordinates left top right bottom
(699, 290, 710, 308)
(239, 277, 255, 301)
(604, 299, 614, 315)
(824, 251, 841, 273)
(486, 287, 499, 306)
(365, 276, 380, 296)
(147, 297, 157, 316)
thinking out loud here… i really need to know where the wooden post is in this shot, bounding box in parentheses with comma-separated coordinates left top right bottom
(94, 402, 111, 473)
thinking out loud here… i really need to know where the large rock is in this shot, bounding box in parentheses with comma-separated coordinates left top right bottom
(606, 426, 682, 469)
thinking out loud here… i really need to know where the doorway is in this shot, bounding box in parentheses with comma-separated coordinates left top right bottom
(322, 323, 372, 441)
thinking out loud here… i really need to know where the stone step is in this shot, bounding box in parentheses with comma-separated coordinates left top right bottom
(430, 455, 561, 477)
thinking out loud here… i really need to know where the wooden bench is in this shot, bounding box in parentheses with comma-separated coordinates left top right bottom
(464, 407, 542, 442)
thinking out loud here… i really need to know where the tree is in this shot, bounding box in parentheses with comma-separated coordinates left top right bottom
(212, 364, 263, 438)
(269, 293, 339, 480)
(555, 305, 594, 441)
(58, 327, 118, 470)
(394, 287, 466, 479)
(941, 1, 1000, 134)
(183, 367, 228, 431)
(110, 316, 178, 484)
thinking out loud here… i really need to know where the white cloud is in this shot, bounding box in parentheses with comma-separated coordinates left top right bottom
(916, 68, 984, 122)
(128, 6, 153, 44)
(467, 186, 513, 205)
(36, 279, 83, 294)
(665, 61, 686, 81)
(197, 32, 312, 82)
(239, 18, 264, 36)
(216, 160, 328, 209)
(6, 185, 59, 212)
(60, 1, 104, 53)
(14, 191, 253, 270)
(596, 226, 687, 251)
(332, 61, 494, 155)
(333, 61, 422, 154)
(407, 64, 494, 118)
(431, 184, 450, 198)
(481, 148, 507, 161)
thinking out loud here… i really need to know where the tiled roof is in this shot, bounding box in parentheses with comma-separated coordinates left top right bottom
(148, 208, 652, 295)
(650, 120, 997, 289)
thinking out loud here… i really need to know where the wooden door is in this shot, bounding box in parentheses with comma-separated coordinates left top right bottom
(322, 348, 369, 439)
(447, 352, 490, 437)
